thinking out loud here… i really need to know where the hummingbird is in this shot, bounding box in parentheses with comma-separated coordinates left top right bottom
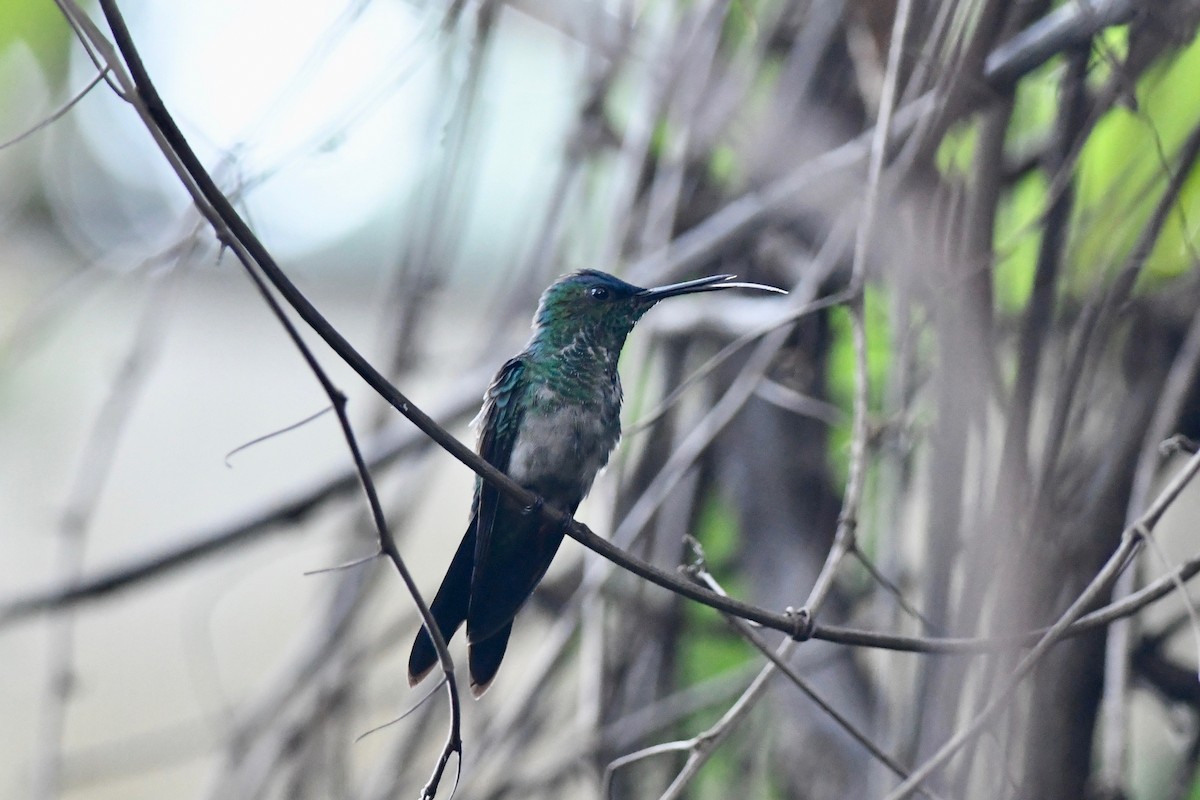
(408, 269, 783, 696)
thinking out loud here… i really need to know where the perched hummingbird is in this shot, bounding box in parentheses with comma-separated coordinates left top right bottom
(408, 269, 782, 696)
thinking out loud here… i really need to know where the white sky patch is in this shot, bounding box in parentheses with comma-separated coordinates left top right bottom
(68, 0, 436, 258)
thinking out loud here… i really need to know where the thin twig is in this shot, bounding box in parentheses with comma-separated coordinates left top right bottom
(884, 448, 1200, 799)
(852, 546, 937, 633)
(68, 0, 1148, 666)
(71, 0, 801, 648)
(656, 660, 777, 800)
(31, 271, 179, 800)
(1108, 121, 1200, 316)
(0, 67, 109, 150)
(84, 3, 464, 794)
(1138, 534, 1200, 678)
(799, 0, 915, 628)
(626, 284, 854, 437)
(1100, 300, 1200, 790)
(11, 498, 1200, 662)
(216, 180, 463, 800)
(0, 385, 480, 627)
(1011, 45, 1088, 491)
(601, 741, 693, 799)
(224, 406, 334, 466)
(686, 563, 944, 800)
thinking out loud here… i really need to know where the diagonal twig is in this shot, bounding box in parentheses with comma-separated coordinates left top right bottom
(884, 447, 1200, 799)
(798, 0, 915, 629)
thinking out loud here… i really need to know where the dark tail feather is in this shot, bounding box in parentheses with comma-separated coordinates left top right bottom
(468, 622, 513, 697)
(467, 522, 567, 643)
(407, 523, 476, 686)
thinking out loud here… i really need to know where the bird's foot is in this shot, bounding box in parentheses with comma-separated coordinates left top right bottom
(523, 495, 573, 536)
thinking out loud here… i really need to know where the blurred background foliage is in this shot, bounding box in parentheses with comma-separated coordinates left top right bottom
(4, 1, 1200, 799)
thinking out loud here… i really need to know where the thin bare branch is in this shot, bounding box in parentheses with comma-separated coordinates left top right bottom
(80, 3, 465, 793)
(31, 270, 179, 800)
(0, 386, 479, 626)
(1101, 300, 1200, 791)
(0, 67, 109, 150)
(885, 448, 1200, 799)
(799, 0, 915, 628)
(686, 560, 943, 800)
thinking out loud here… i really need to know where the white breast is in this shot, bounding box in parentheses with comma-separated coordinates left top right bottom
(507, 402, 619, 500)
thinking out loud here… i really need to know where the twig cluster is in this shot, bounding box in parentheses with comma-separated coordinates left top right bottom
(5, 1, 1200, 799)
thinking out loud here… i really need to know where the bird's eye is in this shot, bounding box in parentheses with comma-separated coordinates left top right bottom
(589, 286, 609, 300)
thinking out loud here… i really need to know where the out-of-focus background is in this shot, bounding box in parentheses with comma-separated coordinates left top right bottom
(4, 1, 1200, 799)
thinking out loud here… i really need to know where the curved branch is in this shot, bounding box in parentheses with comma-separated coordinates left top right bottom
(45, 0, 1196, 676)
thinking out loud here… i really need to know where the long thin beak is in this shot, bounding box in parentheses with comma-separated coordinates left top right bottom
(635, 274, 787, 301)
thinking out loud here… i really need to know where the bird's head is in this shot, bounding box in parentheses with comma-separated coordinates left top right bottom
(530, 269, 784, 354)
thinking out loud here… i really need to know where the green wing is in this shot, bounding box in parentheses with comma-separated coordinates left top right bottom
(473, 356, 527, 570)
